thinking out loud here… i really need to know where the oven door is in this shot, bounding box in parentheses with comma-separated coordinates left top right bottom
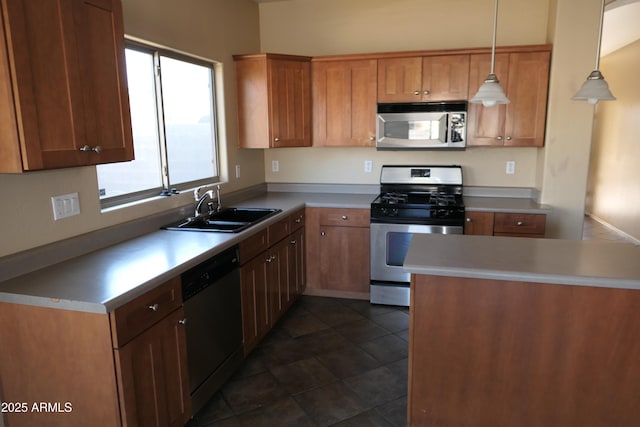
(370, 222, 463, 305)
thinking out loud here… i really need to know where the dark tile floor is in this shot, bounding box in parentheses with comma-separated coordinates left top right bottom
(187, 296, 409, 427)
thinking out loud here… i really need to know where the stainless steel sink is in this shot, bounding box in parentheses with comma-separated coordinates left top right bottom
(163, 207, 281, 233)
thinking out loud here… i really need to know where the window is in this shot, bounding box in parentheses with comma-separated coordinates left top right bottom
(97, 42, 219, 207)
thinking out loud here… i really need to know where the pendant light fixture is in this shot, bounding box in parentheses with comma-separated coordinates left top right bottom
(572, 0, 616, 104)
(470, 0, 510, 107)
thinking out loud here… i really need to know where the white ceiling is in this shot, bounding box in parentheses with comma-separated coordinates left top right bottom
(602, 0, 640, 56)
(251, 0, 640, 57)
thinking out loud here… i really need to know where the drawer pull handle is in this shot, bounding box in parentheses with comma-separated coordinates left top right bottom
(295, 217, 302, 223)
(79, 145, 102, 153)
(516, 221, 524, 226)
(148, 303, 160, 312)
(179, 318, 188, 325)
(290, 240, 296, 245)
(341, 215, 348, 220)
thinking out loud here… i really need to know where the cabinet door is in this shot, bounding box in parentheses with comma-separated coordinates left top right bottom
(313, 59, 377, 146)
(268, 58, 311, 147)
(1, 0, 132, 171)
(71, 0, 134, 164)
(240, 253, 269, 355)
(464, 211, 495, 235)
(377, 57, 423, 102)
(288, 227, 306, 301)
(421, 55, 470, 101)
(467, 53, 510, 146)
(114, 308, 191, 427)
(318, 225, 370, 294)
(503, 51, 550, 147)
(267, 238, 289, 325)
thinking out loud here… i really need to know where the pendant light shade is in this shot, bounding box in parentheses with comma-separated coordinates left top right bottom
(572, 0, 616, 104)
(470, 0, 509, 107)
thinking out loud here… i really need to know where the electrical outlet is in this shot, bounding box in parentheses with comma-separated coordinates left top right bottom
(364, 160, 373, 173)
(235, 164, 241, 179)
(51, 192, 80, 220)
(272, 160, 279, 172)
(506, 161, 516, 175)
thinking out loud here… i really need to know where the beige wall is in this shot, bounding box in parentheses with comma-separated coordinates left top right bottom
(259, 0, 601, 239)
(587, 39, 640, 241)
(0, 0, 263, 257)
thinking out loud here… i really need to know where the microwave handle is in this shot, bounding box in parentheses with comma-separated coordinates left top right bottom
(440, 113, 449, 143)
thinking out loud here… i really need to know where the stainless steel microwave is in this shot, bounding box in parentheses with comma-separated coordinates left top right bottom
(376, 101, 467, 149)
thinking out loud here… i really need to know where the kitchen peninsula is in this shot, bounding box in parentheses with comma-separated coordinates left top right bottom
(404, 234, 640, 427)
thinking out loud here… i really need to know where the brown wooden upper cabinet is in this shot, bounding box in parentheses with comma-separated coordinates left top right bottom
(467, 49, 551, 147)
(312, 58, 377, 147)
(377, 55, 470, 103)
(234, 53, 312, 148)
(0, 0, 134, 173)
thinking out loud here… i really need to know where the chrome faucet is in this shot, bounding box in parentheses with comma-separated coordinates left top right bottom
(193, 185, 221, 217)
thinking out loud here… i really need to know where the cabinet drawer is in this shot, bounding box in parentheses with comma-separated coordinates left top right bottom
(110, 277, 182, 348)
(268, 216, 290, 245)
(493, 213, 546, 236)
(318, 208, 370, 227)
(289, 208, 305, 231)
(239, 228, 268, 264)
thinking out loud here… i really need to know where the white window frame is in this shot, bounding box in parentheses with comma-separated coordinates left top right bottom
(98, 40, 221, 208)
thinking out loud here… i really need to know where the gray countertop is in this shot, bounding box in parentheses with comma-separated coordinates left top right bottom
(0, 192, 375, 314)
(464, 196, 551, 213)
(404, 234, 640, 290)
(0, 190, 553, 314)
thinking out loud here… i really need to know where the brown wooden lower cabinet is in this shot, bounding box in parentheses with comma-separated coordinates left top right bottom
(114, 308, 190, 427)
(0, 277, 191, 427)
(465, 211, 546, 237)
(239, 209, 306, 356)
(409, 274, 640, 426)
(305, 207, 370, 299)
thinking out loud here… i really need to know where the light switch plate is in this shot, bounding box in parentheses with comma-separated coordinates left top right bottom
(51, 192, 80, 220)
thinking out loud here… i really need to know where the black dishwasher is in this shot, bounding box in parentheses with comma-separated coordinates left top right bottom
(182, 245, 244, 415)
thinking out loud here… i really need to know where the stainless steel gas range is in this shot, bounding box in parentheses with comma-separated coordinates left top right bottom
(370, 165, 465, 306)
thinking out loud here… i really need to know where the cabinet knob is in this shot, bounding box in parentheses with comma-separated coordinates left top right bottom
(274, 137, 280, 143)
(341, 215, 348, 220)
(369, 136, 375, 141)
(466, 217, 472, 223)
(516, 221, 524, 226)
(496, 136, 504, 141)
(79, 145, 102, 153)
(414, 90, 421, 95)
(290, 240, 297, 245)
(320, 231, 326, 236)
(506, 136, 512, 141)
(179, 318, 188, 325)
(295, 217, 302, 223)
(147, 303, 160, 312)
(423, 90, 430, 95)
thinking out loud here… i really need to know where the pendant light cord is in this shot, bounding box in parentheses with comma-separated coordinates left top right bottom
(594, 0, 605, 70)
(489, 0, 499, 75)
